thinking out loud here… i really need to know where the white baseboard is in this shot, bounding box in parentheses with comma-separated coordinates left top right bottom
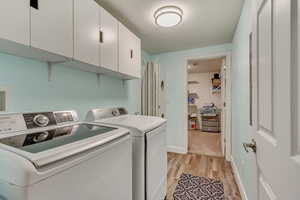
(231, 156, 248, 200)
(167, 146, 187, 154)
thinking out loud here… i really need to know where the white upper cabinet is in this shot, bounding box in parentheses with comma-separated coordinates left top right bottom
(0, 0, 30, 45)
(132, 34, 141, 78)
(0, 0, 141, 79)
(119, 23, 141, 78)
(30, 0, 73, 58)
(100, 7, 118, 71)
(74, 0, 100, 66)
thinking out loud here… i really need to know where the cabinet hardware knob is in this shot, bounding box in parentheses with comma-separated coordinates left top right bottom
(99, 31, 103, 43)
(30, 0, 39, 9)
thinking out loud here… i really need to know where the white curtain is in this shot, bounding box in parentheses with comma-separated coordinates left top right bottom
(141, 62, 160, 116)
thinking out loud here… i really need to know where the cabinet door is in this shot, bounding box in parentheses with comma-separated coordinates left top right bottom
(132, 35, 141, 78)
(100, 7, 118, 71)
(74, 0, 100, 66)
(118, 23, 132, 76)
(119, 23, 141, 78)
(0, 0, 30, 45)
(30, 0, 73, 58)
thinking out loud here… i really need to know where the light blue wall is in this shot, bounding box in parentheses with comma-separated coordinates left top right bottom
(152, 44, 232, 152)
(231, 0, 255, 199)
(0, 51, 146, 119)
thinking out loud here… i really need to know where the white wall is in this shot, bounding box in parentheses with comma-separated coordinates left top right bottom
(231, 0, 256, 199)
(188, 72, 222, 109)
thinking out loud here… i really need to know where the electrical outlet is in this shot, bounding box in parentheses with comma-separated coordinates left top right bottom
(0, 91, 6, 111)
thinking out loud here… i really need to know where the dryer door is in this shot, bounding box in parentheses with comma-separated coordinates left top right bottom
(146, 124, 167, 200)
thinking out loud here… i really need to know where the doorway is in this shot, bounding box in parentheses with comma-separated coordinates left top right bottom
(186, 55, 231, 159)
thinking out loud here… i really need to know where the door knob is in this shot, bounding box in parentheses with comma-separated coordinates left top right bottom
(243, 139, 257, 153)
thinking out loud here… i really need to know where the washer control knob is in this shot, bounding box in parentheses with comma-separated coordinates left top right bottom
(33, 132, 49, 143)
(33, 114, 50, 127)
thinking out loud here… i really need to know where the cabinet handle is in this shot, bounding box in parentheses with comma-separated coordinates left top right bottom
(130, 49, 133, 59)
(99, 31, 103, 43)
(30, 0, 39, 9)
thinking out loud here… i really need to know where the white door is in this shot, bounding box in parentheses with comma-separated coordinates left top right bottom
(0, 0, 30, 45)
(100, 7, 118, 71)
(74, 0, 100, 66)
(30, 0, 73, 58)
(250, 0, 300, 199)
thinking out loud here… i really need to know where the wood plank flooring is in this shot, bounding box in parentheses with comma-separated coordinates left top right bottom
(188, 130, 222, 157)
(167, 152, 242, 200)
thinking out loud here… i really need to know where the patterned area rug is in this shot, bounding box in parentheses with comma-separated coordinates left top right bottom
(173, 174, 225, 200)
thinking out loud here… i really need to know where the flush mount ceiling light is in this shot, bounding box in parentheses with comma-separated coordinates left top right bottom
(154, 6, 183, 27)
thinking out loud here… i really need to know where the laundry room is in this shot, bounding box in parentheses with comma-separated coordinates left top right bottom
(2, 0, 296, 200)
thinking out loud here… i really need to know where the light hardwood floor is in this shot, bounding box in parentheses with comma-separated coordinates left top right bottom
(167, 152, 242, 200)
(188, 130, 222, 157)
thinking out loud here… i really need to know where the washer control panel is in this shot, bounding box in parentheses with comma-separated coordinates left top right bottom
(23, 112, 56, 129)
(0, 114, 27, 134)
(0, 111, 79, 135)
(54, 112, 74, 123)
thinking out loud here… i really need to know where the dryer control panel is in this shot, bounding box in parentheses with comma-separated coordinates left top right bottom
(111, 108, 128, 116)
(85, 107, 128, 122)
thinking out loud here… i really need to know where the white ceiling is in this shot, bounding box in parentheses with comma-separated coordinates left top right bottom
(96, 0, 244, 54)
(188, 58, 223, 73)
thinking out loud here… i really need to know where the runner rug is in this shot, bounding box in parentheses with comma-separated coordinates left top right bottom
(173, 173, 225, 200)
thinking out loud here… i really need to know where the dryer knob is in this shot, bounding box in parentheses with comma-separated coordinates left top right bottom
(33, 114, 50, 127)
(112, 110, 118, 116)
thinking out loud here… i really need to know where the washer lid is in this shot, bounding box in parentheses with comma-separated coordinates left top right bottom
(0, 123, 129, 169)
(98, 115, 167, 134)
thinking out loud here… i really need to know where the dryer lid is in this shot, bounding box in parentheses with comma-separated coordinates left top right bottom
(94, 114, 166, 134)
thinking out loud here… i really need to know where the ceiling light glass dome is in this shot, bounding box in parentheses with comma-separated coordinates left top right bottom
(154, 6, 183, 27)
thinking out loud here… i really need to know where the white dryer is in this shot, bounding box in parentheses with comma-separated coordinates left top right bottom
(0, 110, 132, 200)
(85, 107, 167, 200)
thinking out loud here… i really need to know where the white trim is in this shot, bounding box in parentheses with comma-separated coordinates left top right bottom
(167, 146, 188, 154)
(184, 51, 232, 161)
(231, 156, 248, 200)
(225, 53, 232, 161)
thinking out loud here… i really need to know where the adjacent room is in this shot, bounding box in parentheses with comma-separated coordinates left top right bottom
(187, 58, 224, 157)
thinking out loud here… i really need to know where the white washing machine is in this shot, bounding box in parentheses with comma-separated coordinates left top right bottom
(0, 110, 132, 200)
(85, 107, 167, 200)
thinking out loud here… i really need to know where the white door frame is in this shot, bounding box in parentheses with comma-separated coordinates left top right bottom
(185, 51, 232, 161)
